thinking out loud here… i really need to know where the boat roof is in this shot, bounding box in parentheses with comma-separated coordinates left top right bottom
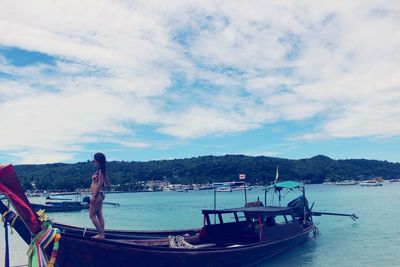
(266, 181, 303, 190)
(202, 206, 295, 216)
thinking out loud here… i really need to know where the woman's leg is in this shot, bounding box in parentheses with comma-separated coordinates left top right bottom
(97, 198, 105, 237)
(89, 197, 102, 236)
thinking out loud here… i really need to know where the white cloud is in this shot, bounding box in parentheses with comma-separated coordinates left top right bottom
(0, 0, 399, 163)
(159, 106, 247, 138)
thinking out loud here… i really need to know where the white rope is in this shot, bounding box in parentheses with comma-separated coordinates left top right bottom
(168, 235, 196, 249)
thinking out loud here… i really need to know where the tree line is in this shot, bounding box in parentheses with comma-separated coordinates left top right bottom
(14, 154, 400, 191)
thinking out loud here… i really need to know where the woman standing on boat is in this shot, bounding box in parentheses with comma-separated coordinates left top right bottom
(90, 152, 109, 239)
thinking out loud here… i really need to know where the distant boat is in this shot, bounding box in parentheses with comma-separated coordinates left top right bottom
(215, 186, 232, 192)
(198, 185, 214, 190)
(389, 179, 400, 183)
(213, 181, 247, 192)
(359, 180, 383, 186)
(31, 195, 90, 212)
(26, 192, 44, 197)
(335, 180, 358, 186)
(176, 188, 189, 192)
(231, 185, 252, 191)
(30, 203, 88, 212)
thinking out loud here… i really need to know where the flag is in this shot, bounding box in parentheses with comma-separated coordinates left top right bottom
(274, 166, 279, 183)
(239, 173, 246, 180)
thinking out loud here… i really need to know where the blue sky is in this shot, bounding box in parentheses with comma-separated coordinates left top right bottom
(0, 1, 399, 164)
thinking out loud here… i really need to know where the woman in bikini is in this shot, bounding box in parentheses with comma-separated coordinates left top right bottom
(90, 152, 109, 239)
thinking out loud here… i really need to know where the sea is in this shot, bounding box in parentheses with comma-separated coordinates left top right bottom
(1, 182, 399, 267)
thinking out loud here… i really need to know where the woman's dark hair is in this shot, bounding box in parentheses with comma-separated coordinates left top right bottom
(94, 152, 109, 187)
(94, 152, 107, 174)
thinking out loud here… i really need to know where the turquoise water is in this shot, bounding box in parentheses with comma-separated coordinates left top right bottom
(1, 183, 400, 266)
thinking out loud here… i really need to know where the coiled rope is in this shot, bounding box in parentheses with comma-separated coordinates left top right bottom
(168, 235, 196, 249)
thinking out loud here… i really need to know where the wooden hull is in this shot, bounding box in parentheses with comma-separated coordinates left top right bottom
(55, 224, 314, 267)
(55, 222, 200, 240)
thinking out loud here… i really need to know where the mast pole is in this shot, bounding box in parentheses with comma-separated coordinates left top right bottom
(244, 182, 247, 205)
(278, 190, 281, 206)
(213, 187, 216, 224)
(3, 218, 10, 267)
(264, 189, 267, 206)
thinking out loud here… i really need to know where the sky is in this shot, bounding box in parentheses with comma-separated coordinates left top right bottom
(0, 0, 400, 164)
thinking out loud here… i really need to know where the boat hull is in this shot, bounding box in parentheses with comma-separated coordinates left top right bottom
(55, 225, 314, 267)
(55, 222, 200, 240)
(359, 182, 382, 186)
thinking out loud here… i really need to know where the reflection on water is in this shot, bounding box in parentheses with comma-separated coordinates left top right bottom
(261, 239, 318, 267)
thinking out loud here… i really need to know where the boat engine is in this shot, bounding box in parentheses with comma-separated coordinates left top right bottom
(287, 195, 311, 222)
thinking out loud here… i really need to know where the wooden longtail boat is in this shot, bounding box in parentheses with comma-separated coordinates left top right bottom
(29, 195, 91, 212)
(0, 164, 357, 267)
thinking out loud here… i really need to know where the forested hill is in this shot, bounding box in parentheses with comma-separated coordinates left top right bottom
(14, 155, 400, 191)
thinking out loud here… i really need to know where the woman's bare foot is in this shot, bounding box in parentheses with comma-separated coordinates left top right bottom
(92, 234, 105, 239)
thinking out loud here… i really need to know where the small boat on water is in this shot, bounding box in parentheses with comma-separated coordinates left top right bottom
(30, 194, 119, 212)
(231, 185, 252, 191)
(31, 197, 90, 212)
(389, 179, 400, 183)
(0, 164, 358, 267)
(214, 181, 251, 192)
(359, 180, 383, 186)
(30, 195, 90, 212)
(31, 203, 88, 212)
(175, 188, 189, 192)
(334, 180, 358, 186)
(215, 186, 232, 192)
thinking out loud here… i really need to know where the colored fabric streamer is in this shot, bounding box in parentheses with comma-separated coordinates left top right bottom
(0, 165, 41, 234)
(27, 213, 61, 267)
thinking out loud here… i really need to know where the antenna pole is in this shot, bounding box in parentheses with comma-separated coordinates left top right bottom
(244, 182, 247, 205)
(278, 190, 281, 206)
(213, 188, 216, 224)
(264, 189, 267, 206)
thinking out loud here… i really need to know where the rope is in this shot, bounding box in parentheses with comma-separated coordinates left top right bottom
(168, 235, 196, 249)
(2, 210, 17, 234)
(10, 214, 19, 234)
(281, 189, 292, 199)
(312, 226, 319, 238)
(1, 210, 12, 222)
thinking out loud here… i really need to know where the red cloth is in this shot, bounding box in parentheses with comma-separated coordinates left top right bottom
(0, 164, 41, 234)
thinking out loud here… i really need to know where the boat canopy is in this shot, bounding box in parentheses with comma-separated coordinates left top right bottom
(202, 206, 295, 216)
(266, 181, 303, 190)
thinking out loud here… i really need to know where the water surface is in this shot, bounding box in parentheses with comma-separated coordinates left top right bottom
(1, 183, 399, 266)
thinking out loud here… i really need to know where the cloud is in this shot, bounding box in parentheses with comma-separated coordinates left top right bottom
(0, 0, 399, 163)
